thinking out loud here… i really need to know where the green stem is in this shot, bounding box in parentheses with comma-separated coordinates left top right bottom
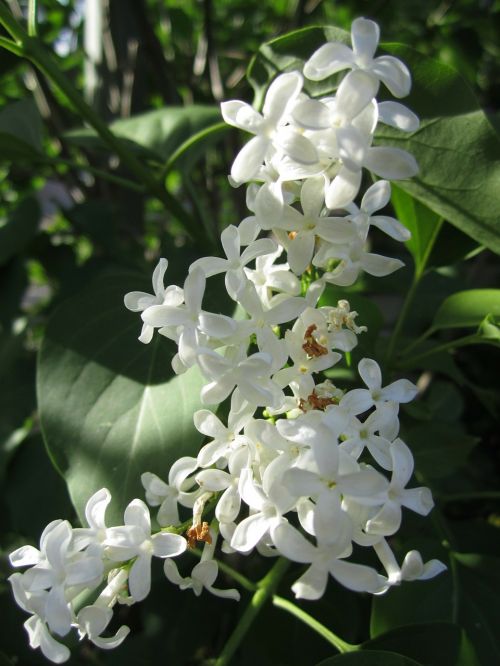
(0, 34, 23, 55)
(400, 325, 436, 356)
(385, 274, 420, 364)
(190, 548, 258, 593)
(162, 121, 228, 177)
(0, 4, 24, 41)
(385, 216, 443, 366)
(215, 559, 258, 593)
(272, 595, 358, 653)
(44, 156, 145, 192)
(215, 558, 289, 666)
(28, 0, 38, 36)
(398, 333, 480, 367)
(0, 4, 194, 229)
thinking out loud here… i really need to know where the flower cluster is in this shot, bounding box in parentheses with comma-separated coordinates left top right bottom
(10, 18, 445, 663)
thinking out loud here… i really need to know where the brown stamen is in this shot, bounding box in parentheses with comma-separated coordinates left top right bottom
(302, 324, 328, 357)
(299, 389, 338, 412)
(186, 521, 212, 549)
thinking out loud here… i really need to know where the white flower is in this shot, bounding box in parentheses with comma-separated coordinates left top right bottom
(104, 499, 186, 601)
(197, 347, 285, 408)
(141, 267, 237, 370)
(221, 72, 317, 183)
(77, 604, 130, 650)
(374, 538, 446, 586)
(230, 468, 290, 553)
(190, 225, 278, 300)
(314, 237, 405, 287)
(365, 438, 434, 536)
(244, 246, 301, 309)
(271, 175, 357, 275)
(9, 573, 70, 663)
(341, 358, 418, 415)
(304, 17, 412, 98)
(195, 390, 254, 467)
(141, 456, 200, 526)
(124, 258, 183, 344)
(273, 522, 387, 599)
(346, 180, 411, 242)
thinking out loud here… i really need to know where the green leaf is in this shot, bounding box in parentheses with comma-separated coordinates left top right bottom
(0, 197, 40, 266)
(38, 272, 208, 525)
(246, 28, 500, 254)
(371, 552, 500, 666)
(362, 622, 461, 666)
(452, 553, 500, 666)
(404, 422, 478, 478)
(433, 290, 500, 330)
(390, 185, 442, 276)
(0, 99, 43, 162)
(0, 330, 35, 483)
(65, 105, 221, 163)
(478, 313, 500, 342)
(316, 652, 422, 666)
(377, 44, 500, 255)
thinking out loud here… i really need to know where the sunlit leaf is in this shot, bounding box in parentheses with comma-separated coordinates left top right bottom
(433, 289, 500, 330)
(38, 272, 208, 525)
(65, 105, 221, 163)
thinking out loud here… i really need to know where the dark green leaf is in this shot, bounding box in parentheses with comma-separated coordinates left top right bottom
(433, 290, 500, 330)
(0, 197, 40, 266)
(38, 272, 208, 525)
(316, 651, 422, 666)
(404, 422, 478, 478)
(4, 434, 73, 540)
(0, 99, 43, 162)
(371, 552, 500, 665)
(362, 622, 461, 666)
(377, 44, 500, 254)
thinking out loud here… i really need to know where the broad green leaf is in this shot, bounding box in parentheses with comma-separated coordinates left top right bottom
(65, 105, 221, 163)
(38, 272, 208, 525)
(0, 99, 43, 162)
(371, 552, 500, 666)
(362, 623, 461, 666)
(0, 197, 40, 266)
(391, 185, 442, 276)
(404, 422, 478, 478)
(377, 44, 500, 255)
(433, 290, 500, 330)
(316, 652, 421, 666)
(246, 28, 500, 253)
